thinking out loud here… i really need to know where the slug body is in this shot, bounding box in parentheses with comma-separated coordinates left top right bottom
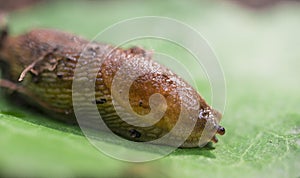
(0, 28, 225, 148)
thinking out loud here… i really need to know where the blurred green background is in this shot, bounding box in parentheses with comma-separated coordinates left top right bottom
(0, 0, 299, 177)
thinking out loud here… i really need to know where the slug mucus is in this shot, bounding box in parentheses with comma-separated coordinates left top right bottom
(0, 21, 225, 148)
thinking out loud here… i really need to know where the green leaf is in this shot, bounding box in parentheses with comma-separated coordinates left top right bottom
(1, 1, 299, 177)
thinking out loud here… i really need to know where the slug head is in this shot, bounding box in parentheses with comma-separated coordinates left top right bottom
(196, 107, 225, 144)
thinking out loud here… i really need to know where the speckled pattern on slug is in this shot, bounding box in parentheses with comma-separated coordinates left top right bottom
(0, 28, 225, 148)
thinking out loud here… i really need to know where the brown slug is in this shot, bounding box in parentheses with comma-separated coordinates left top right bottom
(0, 19, 225, 148)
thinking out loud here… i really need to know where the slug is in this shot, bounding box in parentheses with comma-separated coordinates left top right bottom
(0, 20, 225, 148)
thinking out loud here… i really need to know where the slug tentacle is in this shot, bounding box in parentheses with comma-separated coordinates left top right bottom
(217, 126, 226, 135)
(0, 28, 225, 148)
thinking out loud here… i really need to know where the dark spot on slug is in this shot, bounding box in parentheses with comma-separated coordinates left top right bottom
(139, 100, 143, 107)
(92, 98, 107, 104)
(199, 108, 211, 120)
(129, 129, 141, 138)
(202, 112, 209, 118)
(56, 73, 63, 79)
(88, 47, 95, 52)
(65, 56, 77, 61)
